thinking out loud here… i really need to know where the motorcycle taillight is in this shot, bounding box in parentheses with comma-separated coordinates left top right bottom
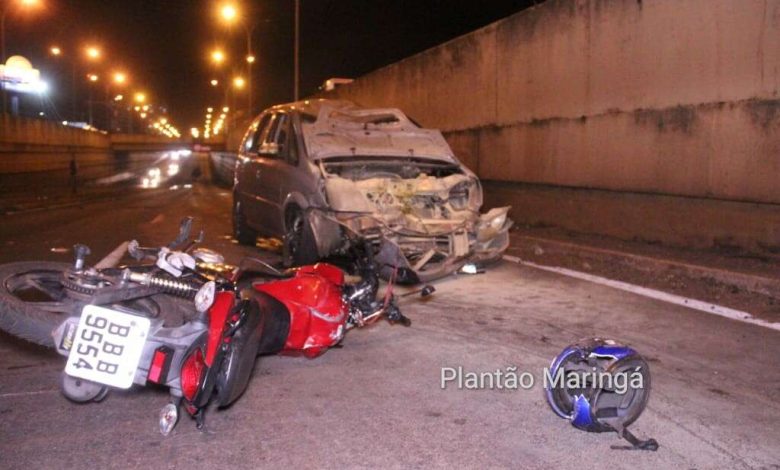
(180, 348, 205, 402)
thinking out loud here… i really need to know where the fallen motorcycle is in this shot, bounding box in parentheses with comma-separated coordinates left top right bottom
(0, 218, 432, 434)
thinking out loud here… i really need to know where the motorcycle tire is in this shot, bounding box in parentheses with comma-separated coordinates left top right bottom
(233, 196, 258, 246)
(283, 209, 319, 267)
(0, 261, 189, 348)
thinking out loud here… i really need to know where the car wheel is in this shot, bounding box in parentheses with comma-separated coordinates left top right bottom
(233, 196, 258, 246)
(283, 208, 319, 267)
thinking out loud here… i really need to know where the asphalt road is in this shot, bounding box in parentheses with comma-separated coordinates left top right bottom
(0, 177, 778, 469)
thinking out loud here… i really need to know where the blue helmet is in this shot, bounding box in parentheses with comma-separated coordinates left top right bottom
(544, 338, 658, 450)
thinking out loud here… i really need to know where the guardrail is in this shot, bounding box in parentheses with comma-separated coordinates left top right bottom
(209, 151, 237, 187)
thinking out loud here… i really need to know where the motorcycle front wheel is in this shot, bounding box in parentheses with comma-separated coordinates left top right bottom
(0, 261, 188, 348)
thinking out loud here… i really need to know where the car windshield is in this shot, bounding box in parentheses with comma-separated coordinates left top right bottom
(321, 157, 463, 181)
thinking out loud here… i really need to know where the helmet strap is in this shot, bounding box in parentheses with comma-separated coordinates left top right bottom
(611, 427, 659, 451)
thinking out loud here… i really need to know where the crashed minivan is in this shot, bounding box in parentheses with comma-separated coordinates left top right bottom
(232, 99, 512, 283)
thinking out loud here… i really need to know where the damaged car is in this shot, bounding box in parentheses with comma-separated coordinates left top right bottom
(232, 99, 512, 283)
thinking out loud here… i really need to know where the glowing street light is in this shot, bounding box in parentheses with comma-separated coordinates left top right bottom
(112, 71, 127, 85)
(210, 79, 218, 86)
(233, 76, 245, 89)
(49, 46, 62, 56)
(134, 92, 146, 103)
(210, 49, 225, 65)
(219, 3, 238, 23)
(85, 46, 101, 61)
(246, 54, 255, 64)
(87, 73, 99, 82)
(114, 94, 123, 101)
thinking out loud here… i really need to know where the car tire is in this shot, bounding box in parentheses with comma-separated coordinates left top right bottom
(233, 196, 258, 246)
(283, 208, 319, 267)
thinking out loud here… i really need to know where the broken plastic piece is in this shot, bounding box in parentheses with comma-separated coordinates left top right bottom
(458, 263, 484, 275)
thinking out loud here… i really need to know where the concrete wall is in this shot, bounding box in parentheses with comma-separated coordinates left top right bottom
(325, 0, 780, 250)
(0, 114, 111, 174)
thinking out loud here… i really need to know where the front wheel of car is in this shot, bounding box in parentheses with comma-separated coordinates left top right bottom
(283, 208, 319, 267)
(233, 197, 258, 246)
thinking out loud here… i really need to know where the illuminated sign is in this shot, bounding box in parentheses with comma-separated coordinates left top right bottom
(0, 55, 48, 94)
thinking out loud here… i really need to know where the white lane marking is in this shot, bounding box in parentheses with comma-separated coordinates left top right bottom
(0, 390, 58, 399)
(503, 255, 780, 332)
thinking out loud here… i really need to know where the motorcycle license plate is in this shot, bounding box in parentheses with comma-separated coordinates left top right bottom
(64, 305, 151, 389)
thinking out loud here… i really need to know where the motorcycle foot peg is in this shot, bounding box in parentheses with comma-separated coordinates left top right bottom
(159, 402, 180, 436)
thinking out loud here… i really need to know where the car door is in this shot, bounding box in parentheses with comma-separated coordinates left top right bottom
(249, 112, 287, 235)
(271, 112, 308, 228)
(236, 112, 274, 233)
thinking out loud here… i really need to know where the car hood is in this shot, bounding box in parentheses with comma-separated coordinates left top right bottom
(302, 104, 457, 164)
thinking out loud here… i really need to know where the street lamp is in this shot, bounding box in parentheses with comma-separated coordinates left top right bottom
(134, 92, 146, 104)
(219, 3, 237, 22)
(233, 76, 245, 89)
(112, 71, 127, 85)
(86, 73, 99, 126)
(210, 79, 219, 86)
(1, 0, 42, 62)
(210, 49, 225, 65)
(49, 45, 61, 56)
(216, 2, 255, 113)
(85, 46, 101, 61)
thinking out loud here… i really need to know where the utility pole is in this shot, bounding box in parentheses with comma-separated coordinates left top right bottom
(1, 9, 7, 114)
(294, 0, 299, 101)
(246, 25, 253, 115)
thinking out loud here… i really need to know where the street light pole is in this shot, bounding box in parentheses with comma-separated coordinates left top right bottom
(246, 25, 253, 115)
(1, 9, 7, 114)
(294, 0, 299, 101)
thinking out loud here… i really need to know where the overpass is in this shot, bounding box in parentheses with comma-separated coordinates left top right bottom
(109, 133, 191, 153)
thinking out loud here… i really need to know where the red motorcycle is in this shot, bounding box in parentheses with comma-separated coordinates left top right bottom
(0, 218, 432, 434)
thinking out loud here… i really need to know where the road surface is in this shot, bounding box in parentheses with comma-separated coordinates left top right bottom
(0, 170, 778, 469)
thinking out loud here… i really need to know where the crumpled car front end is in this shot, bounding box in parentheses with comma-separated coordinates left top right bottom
(309, 159, 512, 283)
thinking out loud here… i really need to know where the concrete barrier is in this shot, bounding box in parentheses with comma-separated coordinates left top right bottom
(324, 0, 780, 251)
(0, 115, 111, 174)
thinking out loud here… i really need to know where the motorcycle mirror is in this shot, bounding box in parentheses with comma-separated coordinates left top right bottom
(72, 244, 91, 270)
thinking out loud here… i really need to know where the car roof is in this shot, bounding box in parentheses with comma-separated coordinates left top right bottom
(266, 99, 356, 120)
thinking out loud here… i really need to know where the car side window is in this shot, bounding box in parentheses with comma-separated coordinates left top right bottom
(259, 113, 289, 159)
(285, 119, 299, 166)
(258, 114, 280, 157)
(245, 114, 271, 154)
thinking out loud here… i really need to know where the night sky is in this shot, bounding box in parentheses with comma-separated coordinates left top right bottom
(6, 0, 537, 129)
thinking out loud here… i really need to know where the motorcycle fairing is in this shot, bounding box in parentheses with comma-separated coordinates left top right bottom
(255, 263, 346, 358)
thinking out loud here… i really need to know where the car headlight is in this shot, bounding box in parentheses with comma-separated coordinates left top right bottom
(449, 181, 471, 210)
(477, 207, 510, 242)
